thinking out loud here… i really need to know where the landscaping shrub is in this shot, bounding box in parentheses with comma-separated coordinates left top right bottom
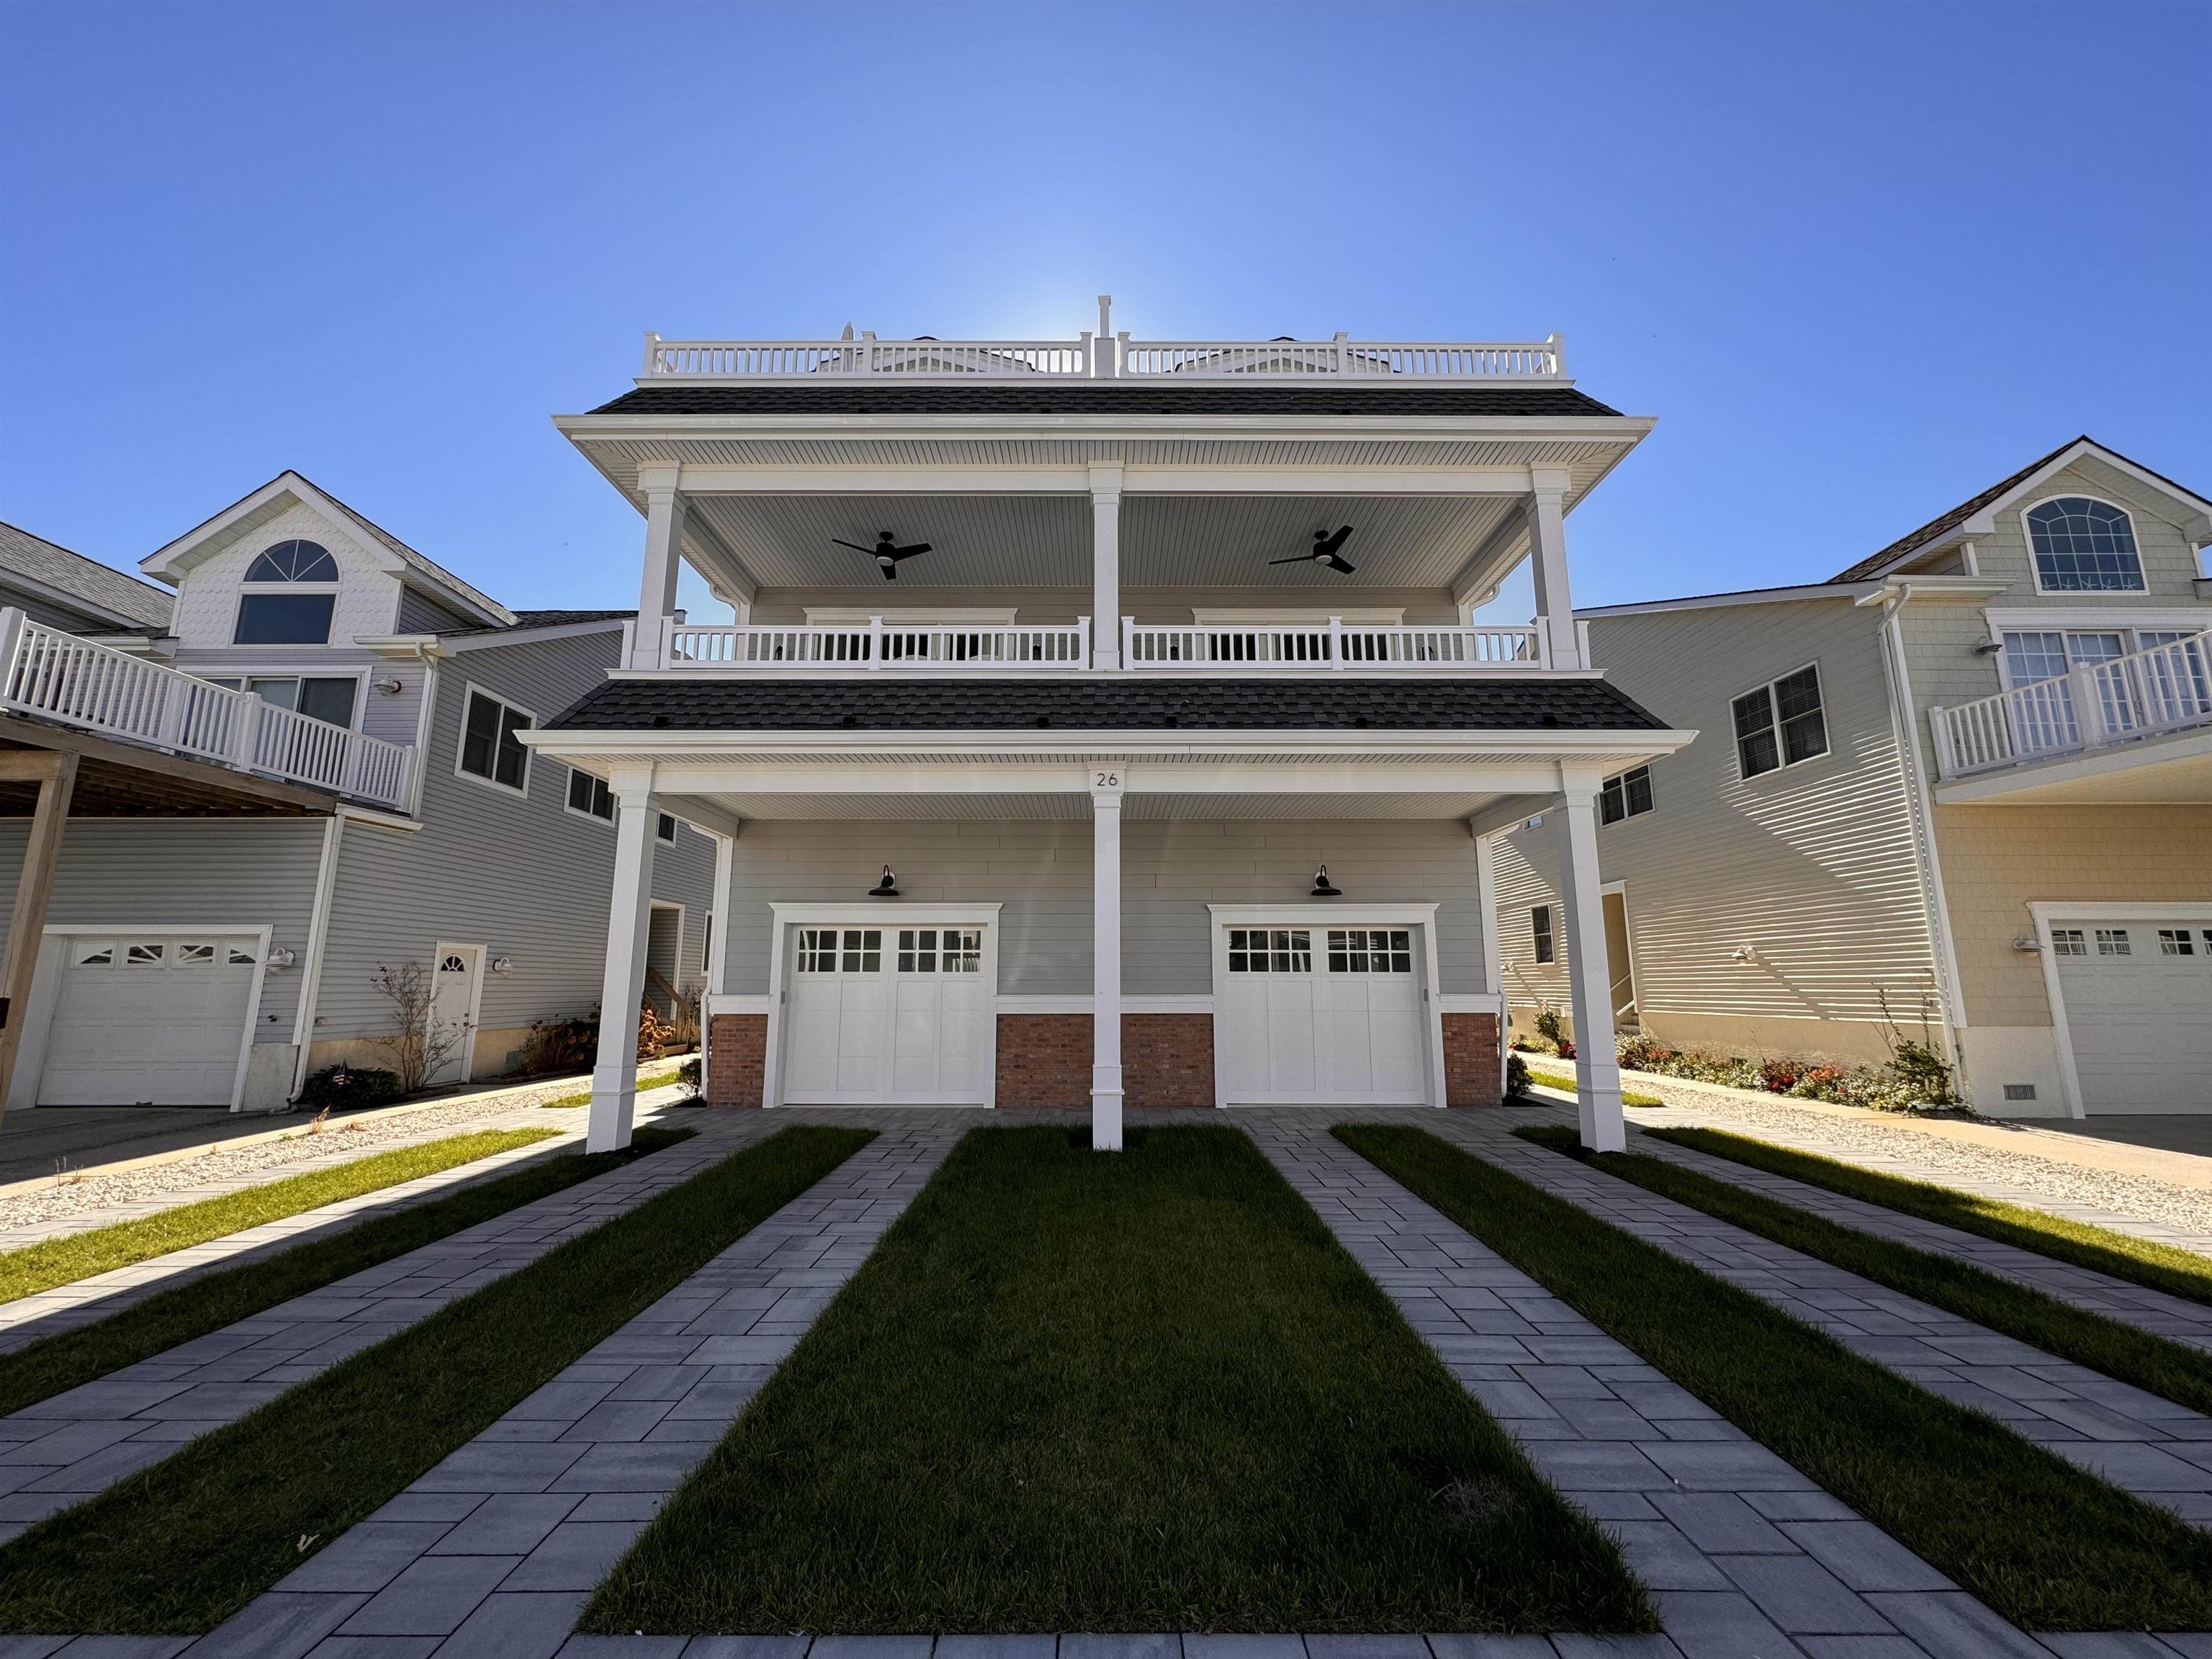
(1504, 1053, 1532, 1099)
(676, 1056, 703, 1102)
(1607, 1033, 1947, 1113)
(1528, 1006, 1575, 1060)
(516, 1014, 596, 1076)
(638, 1004, 680, 1061)
(295, 1065, 401, 1110)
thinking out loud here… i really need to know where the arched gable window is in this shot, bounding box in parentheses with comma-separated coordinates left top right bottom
(244, 540, 339, 583)
(2026, 498, 2145, 593)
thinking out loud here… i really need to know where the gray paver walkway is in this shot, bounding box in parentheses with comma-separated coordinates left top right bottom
(1425, 1112, 2212, 1527)
(0, 1103, 767, 1545)
(174, 1110, 965, 1659)
(1627, 1128, 2212, 1356)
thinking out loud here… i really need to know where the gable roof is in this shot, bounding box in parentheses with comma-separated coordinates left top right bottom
(141, 471, 515, 629)
(0, 518, 175, 631)
(1830, 436, 2212, 583)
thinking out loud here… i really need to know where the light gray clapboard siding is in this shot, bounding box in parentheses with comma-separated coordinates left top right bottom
(396, 588, 482, 635)
(158, 647, 428, 751)
(1498, 596, 1941, 1031)
(718, 817, 1490, 997)
(0, 819, 328, 1038)
(310, 626, 716, 1051)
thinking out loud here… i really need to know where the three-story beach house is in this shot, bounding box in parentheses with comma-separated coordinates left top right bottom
(533, 303, 1691, 1151)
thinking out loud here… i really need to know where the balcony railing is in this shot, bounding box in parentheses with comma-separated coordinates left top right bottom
(1931, 629, 2212, 780)
(650, 616, 1577, 674)
(0, 611, 415, 811)
(641, 330, 1567, 383)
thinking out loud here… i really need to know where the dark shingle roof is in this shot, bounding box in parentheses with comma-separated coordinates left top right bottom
(549, 676, 1668, 734)
(0, 520, 174, 629)
(589, 384, 1624, 419)
(1828, 437, 2089, 584)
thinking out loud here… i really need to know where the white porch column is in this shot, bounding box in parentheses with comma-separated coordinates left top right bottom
(1472, 825, 1503, 999)
(1555, 767, 1624, 1151)
(699, 827, 737, 1105)
(587, 767, 660, 1152)
(1527, 467, 1583, 671)
(1089, 463, 1123, 672)
(1090, 776, 1125, 1148)
(631, 464, 686, 671)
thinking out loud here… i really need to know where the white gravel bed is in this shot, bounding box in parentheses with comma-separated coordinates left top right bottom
(0, 1076, 601, 1233)
(1618, 1079, 2212, 1246)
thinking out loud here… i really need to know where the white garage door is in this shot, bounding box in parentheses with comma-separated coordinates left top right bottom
(783, 926, 990, 1105)
(1219, 926, 1429, 1105)
(2053, 921, 2212, 1114)
(40, 934, 261, 1107)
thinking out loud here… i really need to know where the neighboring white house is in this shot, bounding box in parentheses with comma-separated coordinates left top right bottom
(0, 476, 717, 1112)
(526, 305, 1694, 1154)
(1493, 436, 2211, 1119)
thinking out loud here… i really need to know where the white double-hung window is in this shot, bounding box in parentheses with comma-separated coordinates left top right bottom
(1731, 666, 1827, 778)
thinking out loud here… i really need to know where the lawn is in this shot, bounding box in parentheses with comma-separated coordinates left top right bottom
(1336, 1123, 2212, 1632)
(539, 1067, 684, 1108)
(585, 1123, 1652, 1637)
(0, 1125, 691, 1419)
(0, 1124, 563, 1305)
(1521, 1068, 1665, 1108)
(0, 1123, 873, 1635)
(1516, 1124, 2212, 1421)
(1646, 1123, 2212, 1308)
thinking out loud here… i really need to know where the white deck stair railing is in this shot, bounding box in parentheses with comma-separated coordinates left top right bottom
(0, 609, 415, 810)
(1930, 629, 2212, 779)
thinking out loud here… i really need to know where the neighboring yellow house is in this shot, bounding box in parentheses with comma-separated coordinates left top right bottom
(1496, 437, 2211, 1119)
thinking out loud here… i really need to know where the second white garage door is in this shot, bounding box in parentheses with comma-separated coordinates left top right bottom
(38, 933, 262, 1107)
(2052, 920, 2212, 1114)
(783, 925, 991, 1105)
(1218, 925, 1430, 1105)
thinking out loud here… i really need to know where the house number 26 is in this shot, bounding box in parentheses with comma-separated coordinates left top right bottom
(1094, 771, 1120, 788)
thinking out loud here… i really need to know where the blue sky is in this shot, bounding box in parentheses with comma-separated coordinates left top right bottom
(3, 0, 2206, 624)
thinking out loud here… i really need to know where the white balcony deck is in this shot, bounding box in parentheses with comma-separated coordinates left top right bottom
(657, 618, 1576, 674)
(1931, 629, 2212, 781)
(0, 612, 415, 811)
(639, 330, 1568, 384)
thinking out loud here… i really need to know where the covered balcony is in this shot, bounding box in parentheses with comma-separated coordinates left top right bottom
(1930, 628, 2212, 803)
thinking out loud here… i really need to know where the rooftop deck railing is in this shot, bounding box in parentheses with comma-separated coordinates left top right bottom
(1930, 629, 2212, 781)
(640, 331, 1568, 383)
(0, 611, 415, 811)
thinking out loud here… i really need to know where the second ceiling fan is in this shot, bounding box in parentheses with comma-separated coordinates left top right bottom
(1269, 526, 1356, 576)
(834, 531, 932, 581)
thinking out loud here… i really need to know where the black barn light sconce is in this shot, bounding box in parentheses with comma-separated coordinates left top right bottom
(868, 865, 900, 898)
(1310, 865, 1342, 898)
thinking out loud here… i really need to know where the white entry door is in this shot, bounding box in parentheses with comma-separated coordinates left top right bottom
(783, 925, 990, 1104)
(1218, 925, 1429, 1105)
(2051, 920, 2212, 1114)
(427, 945, 483, 1088)
(38, 934, 262, 1107)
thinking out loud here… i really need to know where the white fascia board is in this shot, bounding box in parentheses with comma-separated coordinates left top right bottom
(436, 618, 632, 653)
(1580, 582, 1879, 619)
(1851, 578, 2011, 608)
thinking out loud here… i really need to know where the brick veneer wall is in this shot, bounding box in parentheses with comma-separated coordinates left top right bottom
(997, 1013, 1218, 1109)
(1442, 1012, 1503, 1107)
(705, 1013, 768, 1107)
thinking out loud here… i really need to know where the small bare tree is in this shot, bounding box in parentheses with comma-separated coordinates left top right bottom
(370, 960, 463, 1094)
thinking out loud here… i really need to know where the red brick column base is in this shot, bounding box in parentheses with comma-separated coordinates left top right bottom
(996, 1012, 1218, 1109)
(705, 1013, 768, 1107)
(1442, 1012, 1503, 1107)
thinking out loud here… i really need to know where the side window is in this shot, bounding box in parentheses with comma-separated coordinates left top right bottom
(2027, 498, 2144, 593)
(566, 768, 615, 822)
(657, 813, 678, 843)
(1732, 665, 1827, 778)
(1600, 764, 1654, 825)
(457, 688, 530, 793)
(234, 538, 340, 644)
(1531, 906, 1555, 966)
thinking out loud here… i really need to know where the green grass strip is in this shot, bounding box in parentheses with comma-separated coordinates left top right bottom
(586, 1123, 1652, 1637)
(1517, 1123, 2212, 1421)
(539, 1069, 683, 1108)
(0, 1126, 692, 1420)
(0, 1125, 566, 1305)
(1646, 1123, 2212, 1308)
(1335, 1123, 2212, 1632)
(0, 1123, 873, 1635)
(1523, 1069, 1665, 1108)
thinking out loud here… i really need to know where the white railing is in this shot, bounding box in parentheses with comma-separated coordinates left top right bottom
(0, 610, 415, 810)
(639, 330, 1567, 382)
(1125, 621, 1550, 670)
(664, 618, 1092, 670)
(1931, 629, 2212, 780)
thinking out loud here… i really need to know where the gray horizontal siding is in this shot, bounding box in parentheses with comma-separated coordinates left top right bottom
(716, 817, 1491, 997)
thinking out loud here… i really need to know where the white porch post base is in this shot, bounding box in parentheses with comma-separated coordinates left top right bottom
(1557, 771, 1624, 1152)
(1091, 781, 1124, 1149)
(587, 775, 660, 1153)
